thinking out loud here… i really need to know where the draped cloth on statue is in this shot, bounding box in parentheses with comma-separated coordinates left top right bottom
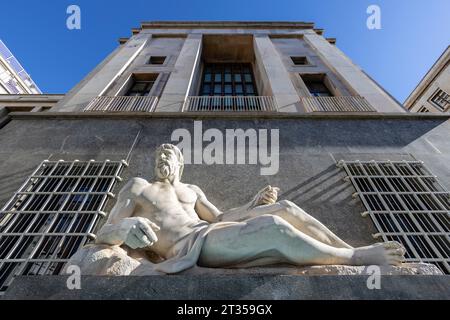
(153, 220, 238, 274)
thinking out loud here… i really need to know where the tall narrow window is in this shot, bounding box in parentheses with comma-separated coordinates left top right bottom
(339, 160, 450, 274)
(125, 74, 157, 97)
(301, 74, 333, 97)
(200, 63, 257, 97)
(0, 160, 126, 293)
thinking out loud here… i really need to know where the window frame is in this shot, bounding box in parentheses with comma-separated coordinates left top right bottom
(199, 63, 259, 97)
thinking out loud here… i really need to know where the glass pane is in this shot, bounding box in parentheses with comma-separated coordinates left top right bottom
(214, 74, 222, 82)
(202, 84, 211, 94)
(235, 84, 243, 94)
(214, 85, 222, 94)
(131, 83, 146, 91)
(204, 74, 211, 82)
(234, 74, 242, 82)
(224, 85, 232, 94)
(246, 85, 254, 94)
(244, 74, 252, 82)
(224, 74, 231, 82)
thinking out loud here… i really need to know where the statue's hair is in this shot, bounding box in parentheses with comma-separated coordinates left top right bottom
(155, 143, 184, 178)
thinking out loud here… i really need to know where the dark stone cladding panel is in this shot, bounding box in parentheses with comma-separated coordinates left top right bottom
(3, 275, 450, 300)
(0, 117, 449, 248)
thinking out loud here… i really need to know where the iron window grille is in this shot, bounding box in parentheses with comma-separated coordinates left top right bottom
(0, 159, 127, 293)
(338, 160, 450, 274)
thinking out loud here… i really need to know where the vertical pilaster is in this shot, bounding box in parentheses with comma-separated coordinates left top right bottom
(303, 31, 405, 112)
(53, 34, 150, 112)
(155, 34, 202, 112)
(254, 35, 301, 112)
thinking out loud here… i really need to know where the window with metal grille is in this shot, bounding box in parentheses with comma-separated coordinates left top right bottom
(200, 63, 258, 97)
(429, 88, 450, 111)
(338, 160, 450, 274)
(0, 159, 126, 293)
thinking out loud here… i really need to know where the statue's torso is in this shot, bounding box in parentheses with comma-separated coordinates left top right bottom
(132, 181, 203, 257)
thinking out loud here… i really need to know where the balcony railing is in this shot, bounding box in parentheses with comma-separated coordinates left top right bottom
(302, 96, 376, 112)
(183, 96, 277, 112)
(84, 96, 159, 112)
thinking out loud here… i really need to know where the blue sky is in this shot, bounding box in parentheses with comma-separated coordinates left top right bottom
(1, 0, 449, 102)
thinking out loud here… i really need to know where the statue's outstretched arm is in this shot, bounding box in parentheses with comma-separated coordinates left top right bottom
(188, 184, 223, 223)
(96, 178, 159, 249)
(218, 185, 280, 222)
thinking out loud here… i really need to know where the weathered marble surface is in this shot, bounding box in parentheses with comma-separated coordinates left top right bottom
(181, 263, 442, 276)
(67, 244, 440, 276)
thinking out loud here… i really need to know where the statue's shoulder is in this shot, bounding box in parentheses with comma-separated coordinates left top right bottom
(185, 184, 206, 197)
(120, 177, 150, 197)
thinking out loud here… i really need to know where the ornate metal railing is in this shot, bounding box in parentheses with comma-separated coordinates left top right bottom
(183, 96, 277, 112)
(84, 96, 159, 112)
(302, 96, 376, 112)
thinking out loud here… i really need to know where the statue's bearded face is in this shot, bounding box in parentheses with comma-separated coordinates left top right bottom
(155, 148, 179, 179)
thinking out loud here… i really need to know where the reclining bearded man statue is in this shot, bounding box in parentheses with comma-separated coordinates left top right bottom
(67, 143, 405, 275)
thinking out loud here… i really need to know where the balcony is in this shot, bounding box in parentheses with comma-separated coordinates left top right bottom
(183, 96, 277, 112)
(301, 96, 376, 112)
(84, 96, 159, 112)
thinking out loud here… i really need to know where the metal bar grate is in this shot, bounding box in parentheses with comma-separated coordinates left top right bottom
(84, 96, 159, 112)
(0, 159, 127, 293)
(302, 96, 376, 112)
(338, 160, 450, 274)
(183, 96, 277, 112)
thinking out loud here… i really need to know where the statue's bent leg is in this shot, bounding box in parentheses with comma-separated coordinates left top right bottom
(199, 215, 404, 268)
(65, 244, 159, 276)
(243, 200, 352, 249)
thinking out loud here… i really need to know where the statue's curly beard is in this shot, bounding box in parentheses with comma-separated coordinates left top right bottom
(157, 162, 175, 179)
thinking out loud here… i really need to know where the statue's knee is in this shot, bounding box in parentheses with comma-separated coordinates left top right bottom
(255, 214, 290, 233)
(279, 200, 296, 210)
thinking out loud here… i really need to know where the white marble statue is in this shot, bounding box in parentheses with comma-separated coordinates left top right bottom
(68, 143, 405, 275)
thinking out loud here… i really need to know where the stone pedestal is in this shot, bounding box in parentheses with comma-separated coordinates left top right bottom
(3, 263, 449, 300)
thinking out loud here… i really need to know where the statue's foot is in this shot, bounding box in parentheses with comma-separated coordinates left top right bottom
(350, 241, 405, 266)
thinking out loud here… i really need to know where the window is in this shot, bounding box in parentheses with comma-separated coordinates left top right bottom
(147, 56, 166, 65)
(429, 88, 450, 111)
(200, 63, 257, 97)
(0, 160, 126, 293)
(125, 74, 157, 96)
(339, 160, 450, 274)
(417, 106, 430, 113)
(291, 56, 309, 65)
(301, 74, 333, 97)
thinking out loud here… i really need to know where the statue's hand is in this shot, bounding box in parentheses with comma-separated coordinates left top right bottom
(251, 185, 280, 207)
(119, 217, 160, 249)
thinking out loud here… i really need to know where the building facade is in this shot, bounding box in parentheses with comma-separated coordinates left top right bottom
(0, 40, 41, 95)
(405, 46, 450, 113)
(1, 22, 449, 299)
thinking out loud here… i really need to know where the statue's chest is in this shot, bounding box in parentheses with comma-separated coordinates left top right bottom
(139, 184, 197, 208)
